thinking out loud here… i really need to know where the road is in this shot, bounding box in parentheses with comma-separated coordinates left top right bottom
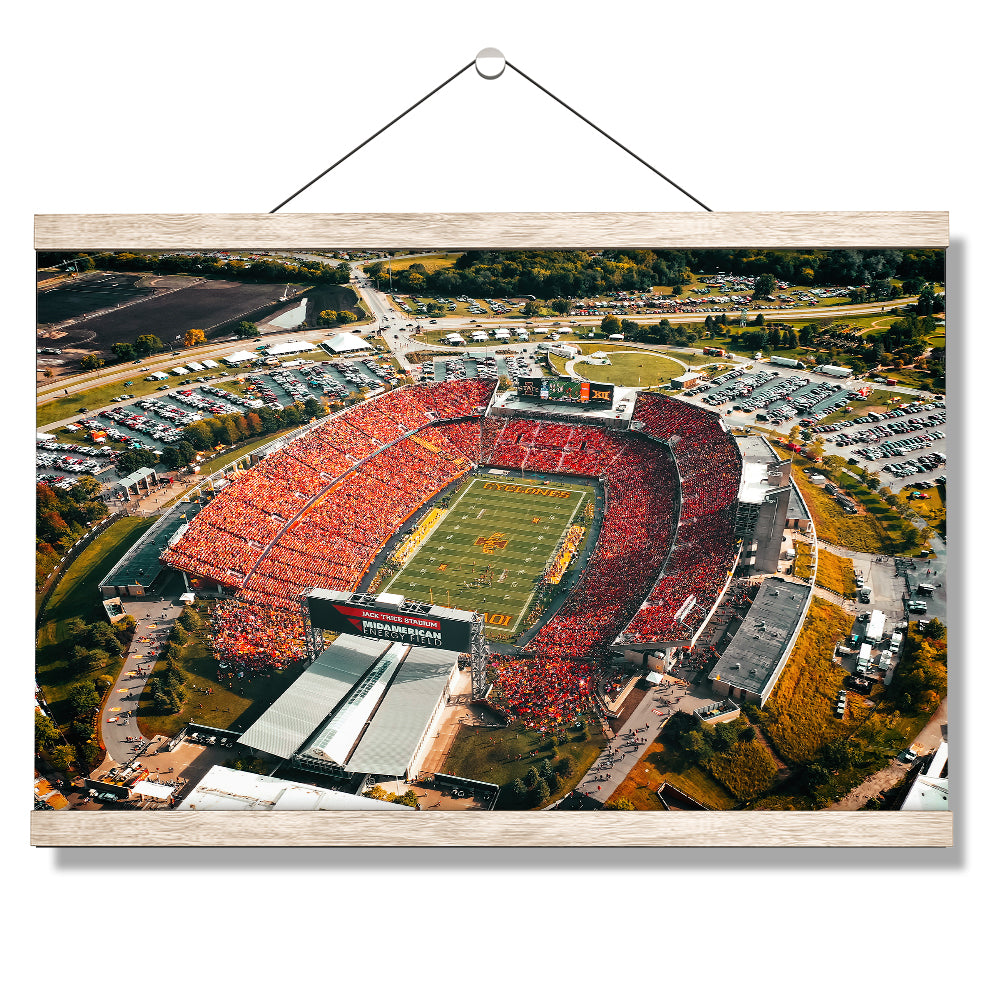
(98, 596, 184, 765)
(35, 264, 922, 405)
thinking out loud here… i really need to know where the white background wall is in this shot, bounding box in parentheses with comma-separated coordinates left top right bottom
(6, 1, 992, 996)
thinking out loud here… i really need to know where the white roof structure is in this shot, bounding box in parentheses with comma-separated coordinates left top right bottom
(185, 360, 205, 371)
(322, 331, 370, 353)
(237, 635, 392, 758)
(201, 359, 219, 368)
(171, 366, 189, 375)
(901, 741, 949, 811)
(346, 645, 456, 776)
(131, 780, 175, 800)
(37, 431, 55, 441)
(223, 350, 258, 364)
(237, 628, 457, 777)
(180, 766, 409, 811)
(265, 340, 314, 357)
(557, 326, 572, 334)
(470, 332, 489, 342)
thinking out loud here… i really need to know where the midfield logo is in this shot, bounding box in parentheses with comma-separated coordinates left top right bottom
(475, 532, 509, 553)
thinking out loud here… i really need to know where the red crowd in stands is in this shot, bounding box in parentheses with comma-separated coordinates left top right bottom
(210, 598, 306, 674)
(622, 393, 742, 643)
(166, 384, 743, 702)
(490, 654, 593, 730)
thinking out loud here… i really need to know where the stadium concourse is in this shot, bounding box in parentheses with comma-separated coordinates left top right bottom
(160, 380, 746, 731)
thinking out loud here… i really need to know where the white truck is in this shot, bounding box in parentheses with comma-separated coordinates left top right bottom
(769, 356, 805, 369)
(889, 630, 903, 654)
(857, 643, 873, 671)
(814, 364, 853, 378)
(866, 609, 887, 643)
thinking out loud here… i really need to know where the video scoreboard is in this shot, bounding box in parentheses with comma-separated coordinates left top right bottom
(305, 589, 475, 653)
(517, 376, 615, 409)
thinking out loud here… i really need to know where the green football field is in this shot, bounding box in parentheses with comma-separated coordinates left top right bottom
(384, 474, 594, 635)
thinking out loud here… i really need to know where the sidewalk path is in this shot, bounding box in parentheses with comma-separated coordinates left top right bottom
(98, 597, 184, 766)
(574, 679, 717, 805)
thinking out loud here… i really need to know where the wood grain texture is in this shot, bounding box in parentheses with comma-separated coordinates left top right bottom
(31, 810, 951, 848)
(34, 212, 948, 249)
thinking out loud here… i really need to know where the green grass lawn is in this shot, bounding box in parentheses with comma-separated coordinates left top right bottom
(790, 456, 928, 556)
(384, 252, 460, 274)
(136, 621, 305, 738)
(443, 721, 604, 808)
(609, 741, 737, 810)
(591, 350, 685, 386)
(36, 517, 151, 719)
(384, 474, 594, 635)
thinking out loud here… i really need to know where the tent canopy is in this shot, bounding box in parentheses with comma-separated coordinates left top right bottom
(322, 331, 370, 353)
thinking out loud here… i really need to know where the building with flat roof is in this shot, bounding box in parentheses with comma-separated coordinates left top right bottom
(179, 765, 409, 811)
(237, 633, 460, 780)
(733, 435, 794, 575)
(709, 578, 811, 705)
(901, 740, 949, 811)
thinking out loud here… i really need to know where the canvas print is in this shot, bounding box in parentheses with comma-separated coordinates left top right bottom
(34, 246, 948, 816)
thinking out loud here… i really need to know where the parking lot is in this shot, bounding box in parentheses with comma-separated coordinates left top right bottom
(689, 363, 947, 489)
(36, 354, 401, 493)
(413, 348, 540, 386)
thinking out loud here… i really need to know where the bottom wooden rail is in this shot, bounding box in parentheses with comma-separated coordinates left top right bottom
(31, 809, 952, 848)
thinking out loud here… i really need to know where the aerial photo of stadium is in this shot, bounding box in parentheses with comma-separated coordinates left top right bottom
(35, 246, 949, 814)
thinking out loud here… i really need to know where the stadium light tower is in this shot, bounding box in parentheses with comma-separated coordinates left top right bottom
(470, 612, 489, 698)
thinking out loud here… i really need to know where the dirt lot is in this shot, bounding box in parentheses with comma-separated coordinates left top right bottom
(40, 275, 305, 351)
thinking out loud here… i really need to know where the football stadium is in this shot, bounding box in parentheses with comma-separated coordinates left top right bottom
(133, 371, 789, 747)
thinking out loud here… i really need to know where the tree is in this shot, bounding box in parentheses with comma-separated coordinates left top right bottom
(509, 777, 527, 802)
(183, 328, 206, 349)
(551, 298, 570, 314)
(523, 765, 538, 788)
(337, 310, 356, 324)
(302, 396, 325, 419)
(79, 354, 105, 371)
(68, 682, 100, 719)
(233, 321, 259, 339)
(753, 274, 778, 299)
(606, 799, 636, 810)
(35, 712, 61, 751)
(116, 449, 158, 475)
(522, 299, 541, 317)
(554, 755, 572, 777)
(318, 310, 339, 327)
(924, 618, 946, 640)
(48, 744, 77, 772)
(112, 342, 137, 361)
(134, 334, 165, 357)
(160, 446, 181, 470)
(531, 779, 550, 806)
(601, 314, 622, 336)
(179, 607, 203, 631)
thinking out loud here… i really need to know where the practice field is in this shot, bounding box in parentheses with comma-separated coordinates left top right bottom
(44, 277, 305, 351)
(383, 474, 594, 635)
